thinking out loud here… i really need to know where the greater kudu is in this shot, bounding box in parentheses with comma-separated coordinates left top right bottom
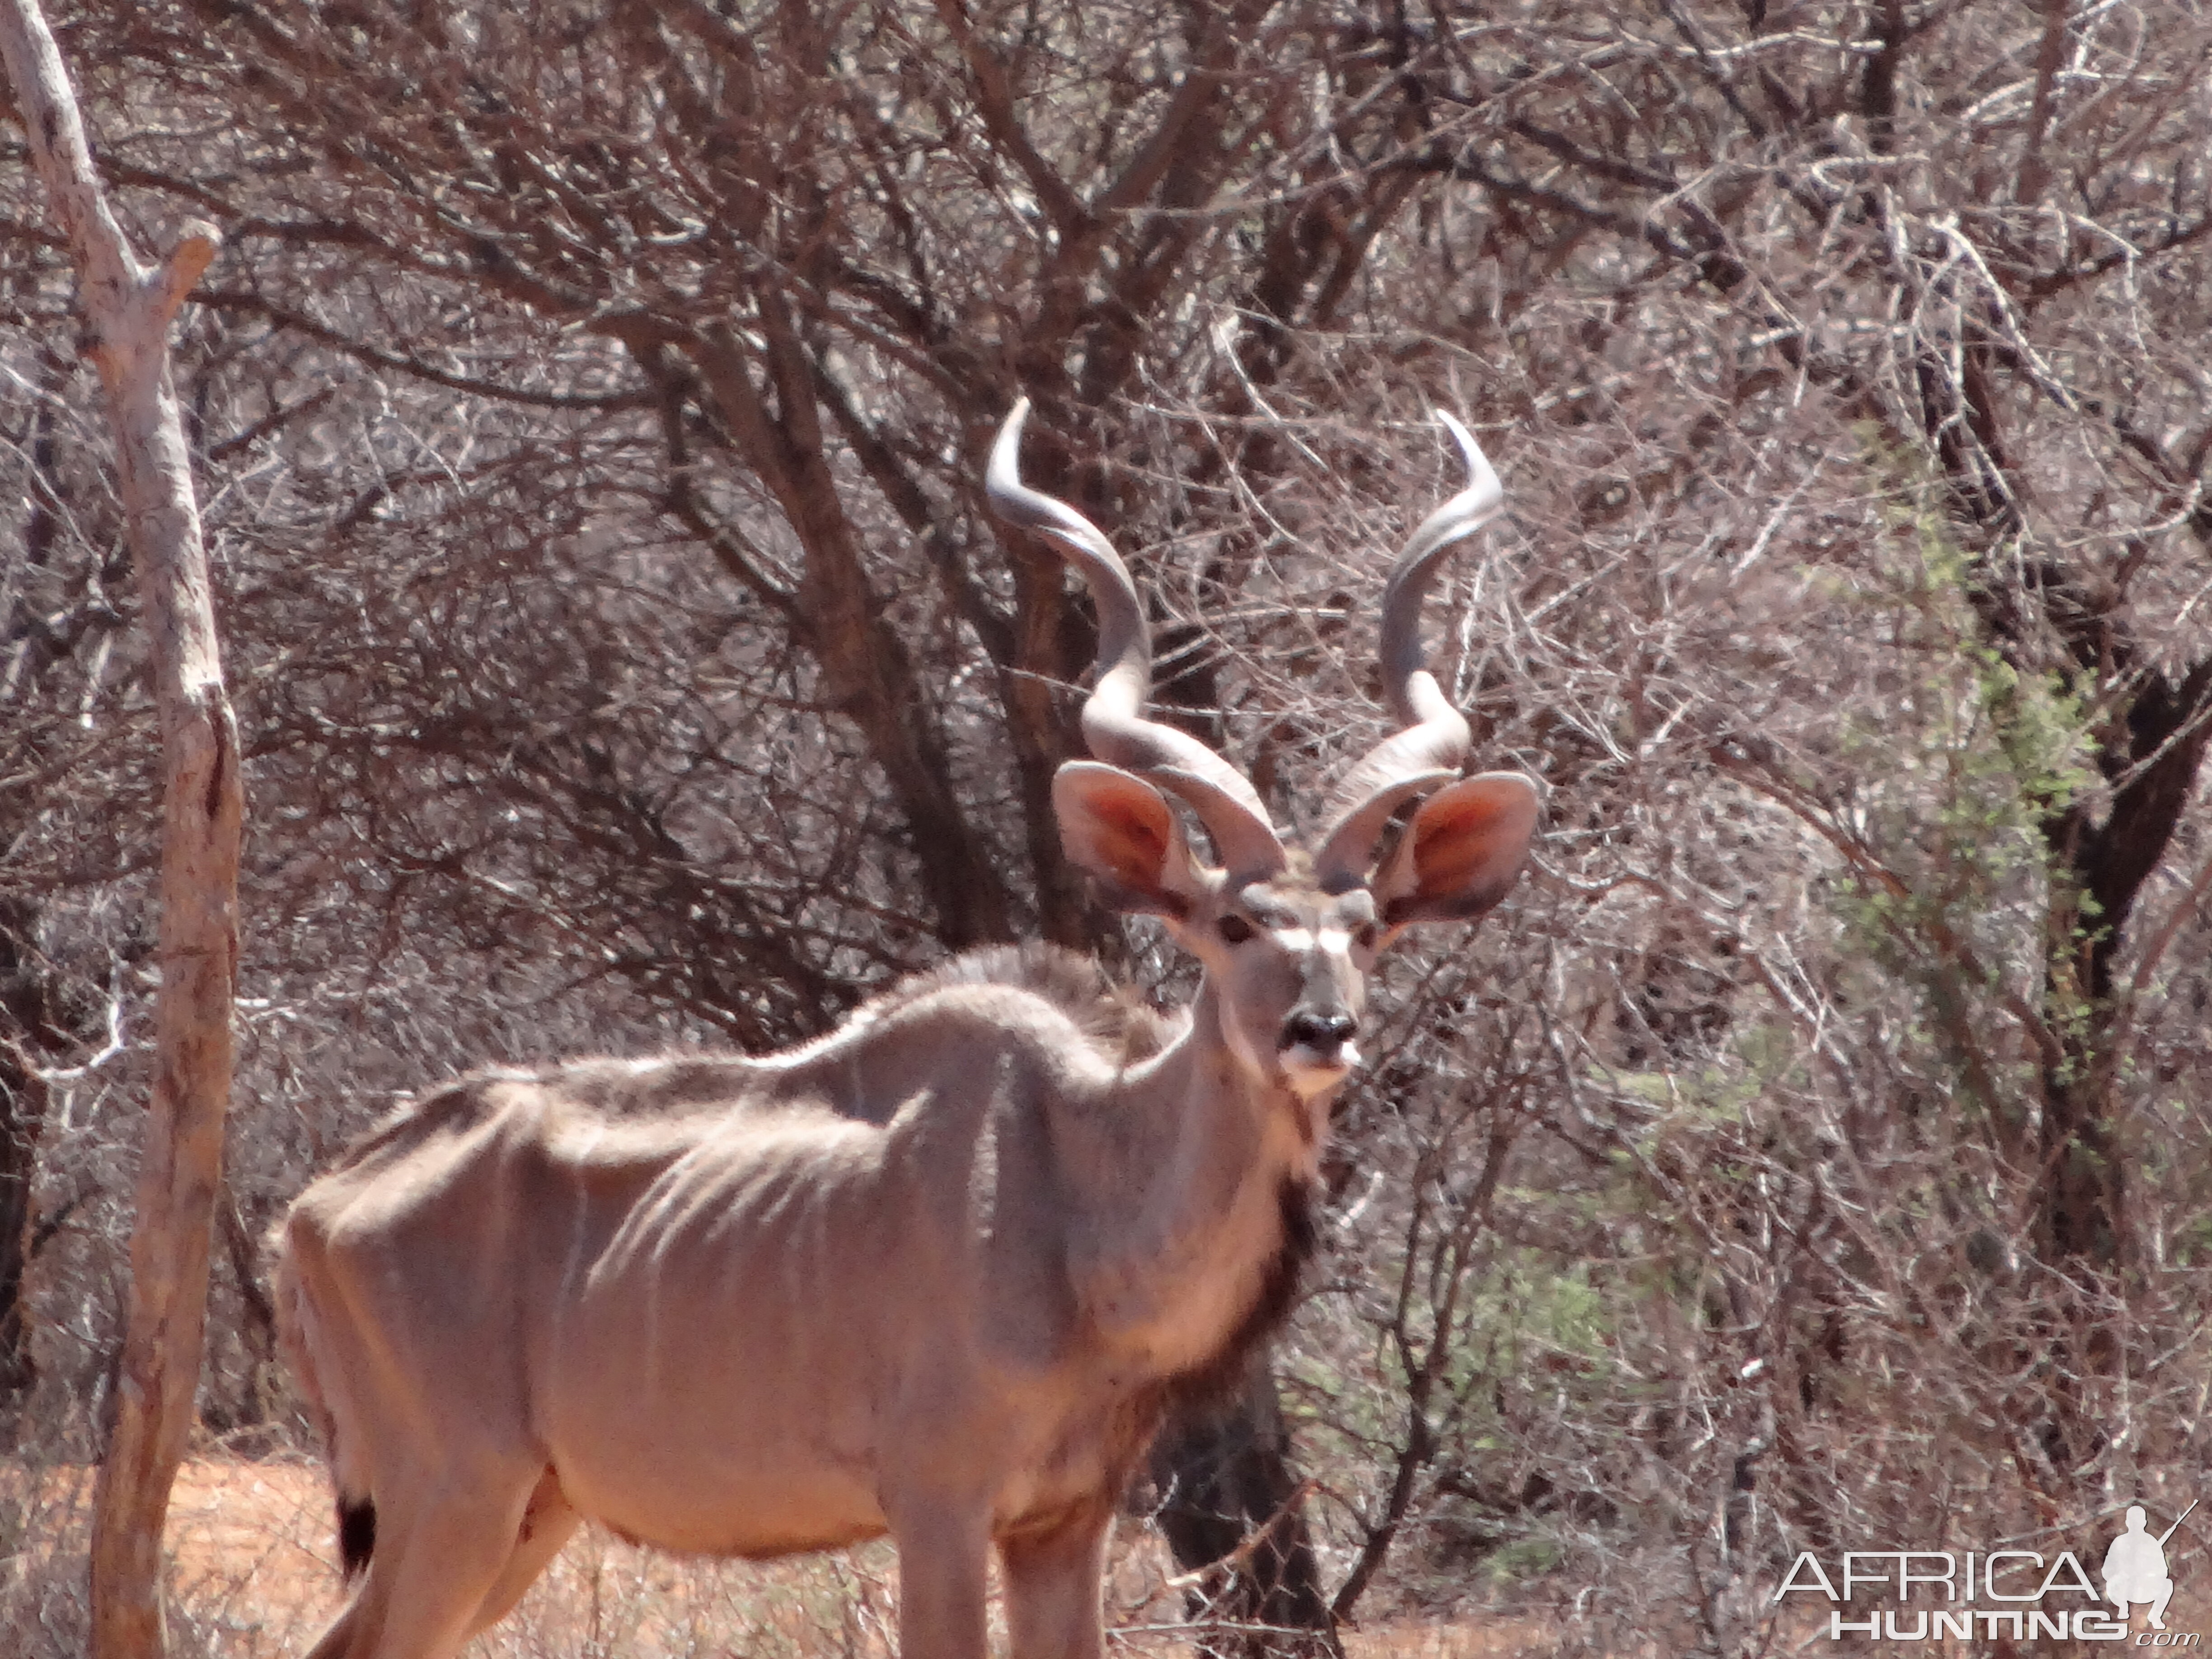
(273, 401, 1538, 1659)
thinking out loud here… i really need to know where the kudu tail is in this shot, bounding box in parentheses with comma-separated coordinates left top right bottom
(269, 1218, 377, 1579)
(337, 1494, 377, 1579)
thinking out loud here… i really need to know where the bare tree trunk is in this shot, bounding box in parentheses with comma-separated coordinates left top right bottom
(1151, 1356, 1342, 1659)
(0, 6, 239, 1656)
(0, 996, 50, 1428)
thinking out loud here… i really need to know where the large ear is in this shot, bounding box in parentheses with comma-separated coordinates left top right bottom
(1054, 761, 1207, 919)
(1373, 772, 1539, 929)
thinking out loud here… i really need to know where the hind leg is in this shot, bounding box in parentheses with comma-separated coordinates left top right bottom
(301, 1594, 365, 1659)
(461, 1466, 583, 1640)
(300, 1498, 375, 1659)
(302, 1463, 543, 1659)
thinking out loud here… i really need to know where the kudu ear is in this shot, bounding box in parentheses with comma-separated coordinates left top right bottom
(1054, 761, 1206, 920)
(1373, 773, 1538, 931)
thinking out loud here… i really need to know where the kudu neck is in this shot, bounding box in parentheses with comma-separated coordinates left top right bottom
(1062, 976, 1326, 1373)
(1085, 976, 1327, 1241)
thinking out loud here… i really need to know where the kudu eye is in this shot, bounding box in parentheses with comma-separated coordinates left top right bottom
(1353, 922, 1379, 951)
(1218, 915, 1255, 946)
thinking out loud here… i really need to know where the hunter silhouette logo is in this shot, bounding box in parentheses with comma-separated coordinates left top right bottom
(2105, 1501, 2194, 1631)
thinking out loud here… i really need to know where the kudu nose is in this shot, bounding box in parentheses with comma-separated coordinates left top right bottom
(1282, 1011, 1358, 1054)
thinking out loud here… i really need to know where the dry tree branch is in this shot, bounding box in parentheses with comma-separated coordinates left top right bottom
(0, 5, 241, 1654)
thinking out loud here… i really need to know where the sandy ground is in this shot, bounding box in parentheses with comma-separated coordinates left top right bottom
(114, 1460, 1543, 1657)
(15, 1463, 2194, 1656)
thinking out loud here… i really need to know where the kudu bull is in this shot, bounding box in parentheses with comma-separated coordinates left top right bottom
(274, 401, 1538, 1659)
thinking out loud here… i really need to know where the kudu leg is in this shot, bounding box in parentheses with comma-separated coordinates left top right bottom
(889, 1500, 994, 1659)
(462, 1465, 582, 1640)
(300, 1591, 366, 1659)
(1000, 1506, 1114, 1659)
(305, 1468, 543, 1659)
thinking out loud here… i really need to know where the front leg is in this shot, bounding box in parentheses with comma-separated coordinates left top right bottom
(890, 1497, 994, 1659)
(1000, 1501, 1114, 1659)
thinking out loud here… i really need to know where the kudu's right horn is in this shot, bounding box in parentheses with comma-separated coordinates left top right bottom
(987, 398, 1288, 881)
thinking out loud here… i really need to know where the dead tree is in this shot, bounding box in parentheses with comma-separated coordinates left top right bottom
(0, 5, 241, 1655)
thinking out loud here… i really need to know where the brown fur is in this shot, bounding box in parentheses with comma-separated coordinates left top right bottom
(273, 937, 1326, 1659)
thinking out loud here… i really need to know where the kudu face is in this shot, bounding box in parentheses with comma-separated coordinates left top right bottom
(997, 398, 1540, 1122)
(1155, 859, 1382, 1111)
(1198, 875, 1379, 1097)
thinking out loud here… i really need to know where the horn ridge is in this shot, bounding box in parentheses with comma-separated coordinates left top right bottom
(988, 399, 1287, 879)
(1314, 411, 1507, 885)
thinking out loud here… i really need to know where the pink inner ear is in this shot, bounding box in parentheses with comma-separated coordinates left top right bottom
(1054, 762, 1196, 919)
(1380, 773, 1537, 923)
(1416, 793, 1518, 886)
(1099, 801, 1170, 885)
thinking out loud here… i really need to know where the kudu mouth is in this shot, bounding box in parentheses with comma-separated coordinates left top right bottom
(1279, 1011, 1361, 1092)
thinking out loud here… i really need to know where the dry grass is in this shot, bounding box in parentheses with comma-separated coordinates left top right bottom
(77, 1460, 2212, 1656)
(4, 1460, 1549, 1657)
